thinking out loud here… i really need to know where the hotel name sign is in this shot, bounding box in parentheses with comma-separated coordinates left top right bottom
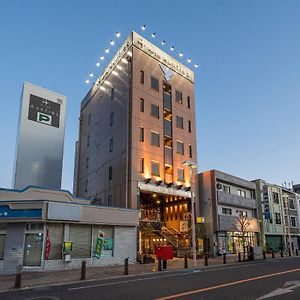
(133, 32, 194, 83)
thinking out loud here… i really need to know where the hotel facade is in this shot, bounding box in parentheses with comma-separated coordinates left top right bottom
(74, 32, 198, 255)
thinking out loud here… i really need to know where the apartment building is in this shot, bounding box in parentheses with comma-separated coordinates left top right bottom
(74, 32, 198, 254)
(198, 170, 260, 256)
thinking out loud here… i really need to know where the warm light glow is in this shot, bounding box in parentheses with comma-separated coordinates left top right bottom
(121, 58, 128, 64)
(104, 80, 111, 86)
(100, 56, 105, 61)
(127, 51, 132, 57)
(105, 48, 109, 53)
(112, 70, 118, 76)
(100, 86, 106, 91)
(153, 194, 157, 198)
(116, 32, 121, 38)
(96, 62, 100, 67)
(141, 25, 146, 31)
(110, 40, 115, 46)
(116, 65, 123, 70)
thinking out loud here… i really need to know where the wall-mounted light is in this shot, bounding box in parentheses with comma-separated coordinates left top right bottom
(105, 48, 109, 53)
(176, 184, 183, 190)
(116, 32, 121, 38)
(166, 183, 173, 188)
(170, 46, 175, 51)
(194, 64, 199, 68)
(179, 52, 183, 57)
(144, 178, 151, 184)
(152, 32, 156, 38)
(110, 40, 115, 46)
(100, 56, 105, 61)
(155, 180, 162, 186)
(161, 40, 165, 45)
(89, 73, 94, 77)
(85, 79, 90, 84)
(96, 62, 100, 67)
(141, 25, 146, 31)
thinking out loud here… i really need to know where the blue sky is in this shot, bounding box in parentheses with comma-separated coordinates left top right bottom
(0, 0, 299, 191)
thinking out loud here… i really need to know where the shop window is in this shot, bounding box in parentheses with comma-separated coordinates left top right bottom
(92, 225, 114, 258)
(23, 233, 43, 266)
(69, 224, 92, 258)
(151, 76, 159, 91)
(46, 224, 63, 260)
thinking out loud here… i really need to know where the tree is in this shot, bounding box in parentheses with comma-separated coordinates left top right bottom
(233, 215, 252, 260)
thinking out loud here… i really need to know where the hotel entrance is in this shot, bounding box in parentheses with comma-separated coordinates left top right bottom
(138, 190, 190, 255)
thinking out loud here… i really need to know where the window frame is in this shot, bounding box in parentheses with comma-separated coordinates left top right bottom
(176, 141, 184, 155)
(176, 115, 184, 129)
(151, 160, 160, 176)
(139, 127, 144, 142)
(175, 90, 183, 104)
(151, 131, 160, 147)
(151, 76, 159, 91)
(151, 104, 159, 119)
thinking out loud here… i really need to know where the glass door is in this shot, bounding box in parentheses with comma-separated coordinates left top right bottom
(23, 233, 43, 266)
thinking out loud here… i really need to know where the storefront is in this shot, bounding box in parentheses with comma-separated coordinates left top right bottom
(0, 186, 139, 274)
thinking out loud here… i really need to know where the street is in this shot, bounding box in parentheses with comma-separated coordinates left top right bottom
(1, 257, 300, 300)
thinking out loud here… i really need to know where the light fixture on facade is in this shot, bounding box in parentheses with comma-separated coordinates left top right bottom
(121, 58, 128, 64)
(187, 58, 192, 63)
(96, 62, 100, 67)
(166, 183, 172, 188)
(110, 40, 115, 46)
(105, 48, 109, 53)
(127, 51, 132, 57)
(176, 184, 183, 190)
(185, 187, 191, 192)
(179, 52, 183, 57)
(116, 65, 123, 70)
(161, 40, 165, 45)
(100, 86, 106, 91)
(141, 25, 146, 31)
(112, 70, 118, 76)
(144, 178, 151, 184)
(85, 79, 90, 84)
(194, 64, 199, 68)
(100, 56, 105, 61)
(116, 32, 121, 38)
(170, 46, 175, 51)
(155, 180, 162, 186)
(152, 32, 156, 38)
(89, 73, 94, 78)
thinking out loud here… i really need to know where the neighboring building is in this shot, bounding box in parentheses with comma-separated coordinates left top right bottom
(0, 186, 138, 274)
(74, 31, 197, 254)
(281, 187, 300, 251)
(254, 180, 286, 252)
(13, 82, 66, 190)
(198, 170, 260, 256)
(293, 184, 300, 194)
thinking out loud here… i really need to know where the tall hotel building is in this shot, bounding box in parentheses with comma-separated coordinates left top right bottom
(75, 32, 197, 254)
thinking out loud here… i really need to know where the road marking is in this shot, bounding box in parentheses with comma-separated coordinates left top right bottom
(156, 268, 300, 300)
(257, 280, 300, 299)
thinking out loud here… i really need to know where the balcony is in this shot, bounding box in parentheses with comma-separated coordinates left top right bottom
(217, 191, 256, 209)
(163, 92, 171, 111)
(218, 215, 260, 232)
(164, 119, 172, 138)
(164, 147, 173, 165)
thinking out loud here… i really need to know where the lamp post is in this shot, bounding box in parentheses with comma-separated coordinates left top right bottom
(183, 160, 198, 267)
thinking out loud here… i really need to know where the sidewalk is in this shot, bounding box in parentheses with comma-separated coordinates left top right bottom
(0, 252, 288, 291)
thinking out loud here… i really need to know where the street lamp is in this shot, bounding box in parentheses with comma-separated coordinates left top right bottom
(182, 160, 198, 267)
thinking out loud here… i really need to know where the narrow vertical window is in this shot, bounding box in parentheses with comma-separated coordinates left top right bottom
(88, 113, 91, 126)
(108, 195, 112, 206)
(140, 157, 144, 173)
(140, 98, 144, 112)
(175, 91, 182, 103)
(109, 166, 112, 181)
(189, 145, 192, 158)
(140, 70, 144, 84)
(109, 138, 113, 152)
(110, 112, 114, 126)
(86, 157, 89, 169)
(84, 179, 88, 193)
(87, 135, 90, 147)
(188, 120, 191, 132)
(187, 96, 191, 109)
(151, 76, 159, 91)
(140, 127, 144, 142)
(111, 87, 115, 100)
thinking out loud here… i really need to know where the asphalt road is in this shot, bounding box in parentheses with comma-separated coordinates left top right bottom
(1, 258, 300, 300)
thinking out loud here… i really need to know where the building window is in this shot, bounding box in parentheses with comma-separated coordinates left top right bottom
(189, 145, 192, 158)
(252, 209, 257, 218)
(111, 87, 115, 100)
(151, 131, 160, 147)
(188, 120, 191, 132)
(151, 161, 160, 176)
(140, 70, 144, 84)
(140, 127, 144, 142)
(275, 213, 281, 224)
(86, 157, 89, 169)
(221, 184, 231, 194)
(108, 195, 112, 207)
(176, 116, 183, 129)
(151, 76, 159, 91)
(177, 168, 184, 182)
(176, 141, 184, 155)
(140, 98, 144, 112)
(175, 90, 182, 103)
(0, 234, 6, 260)
(87, 135, 90, 147)
(151, 104, 159, 118)
(237, 189, 246, 197)
(291, 216, 297, 227)
(140, 157, 144, 173)
(84, 179, 88, 193)
(289, 198, 295, 209)
(88, 113, 91, 126)
(222, 208, 232, 215)
(273, 192, 279, 204)
(110, 112, 114, 126)
(187, 96, 191, 109)
(109, 166, 112, 181)
(109, 138, 113, 152)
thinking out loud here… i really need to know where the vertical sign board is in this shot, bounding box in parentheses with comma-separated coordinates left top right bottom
(13, 82, 66, 190)
(263, 185, 271, 220)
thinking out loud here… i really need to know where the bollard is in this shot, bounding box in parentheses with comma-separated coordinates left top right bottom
(238, 252, 241, 262)
(158, 258, 162, 272)
(272, 251, 275, 259)
(296, 249, 299, 256)
(263, 251, 266, 260)
(14, 265, 22, 289)
(124, 257, 129, 275)
(184, 254, 188, 269)
(80, 260, 86, 280)
(289, 248, 291, 257)
(204, 253, 208, 266)
(163, 259, 167, 270)
(281, 250, 283, 258)
(223, 253, 226, 264)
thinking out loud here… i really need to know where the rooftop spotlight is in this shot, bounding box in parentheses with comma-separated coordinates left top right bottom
(161, 40, 165, 45)
(179, 52, 183, 57)
(96, 62, 100, 67)
(85, 79, 90, 84)
(116, 32, 121, 38)
(105, 48, 109, 53)
(187, 58, 192, 63)
(141, 25, 146, 31)
(89, 73, 94, 77)
(110, 40, 115, 46)
(100, 56, 104, 61)
(152, 32, 156, 38)
(194, 63, 199, 68)
(170, 46, 175, 51)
